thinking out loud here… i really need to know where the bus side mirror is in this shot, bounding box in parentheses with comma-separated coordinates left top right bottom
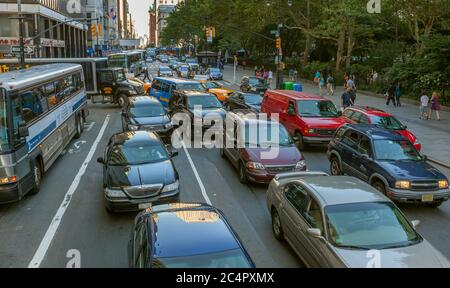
(18, 123, 29, 138)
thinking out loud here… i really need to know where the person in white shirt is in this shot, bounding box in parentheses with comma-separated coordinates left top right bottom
(420, 92, 429, 119)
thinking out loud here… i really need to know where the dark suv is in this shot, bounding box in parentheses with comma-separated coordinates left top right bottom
(327, 124, 449, 208)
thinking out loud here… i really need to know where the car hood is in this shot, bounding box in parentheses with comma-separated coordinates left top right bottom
(377, 160, 446, 180)
(302, 117, 347, 129)
(209, 88, 232, 94)
(107, 160, 176, 188)
(131, 115, 170, 125)
(245, 146, 302, 165)
(334, 240, 450, 268)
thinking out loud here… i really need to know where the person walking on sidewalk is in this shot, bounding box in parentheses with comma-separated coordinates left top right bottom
(268, 70, 274, 86)
(319, 73, 325, 96)
(341, 87, 354, 109)
(419, 91, 429, 119)
(326, 73, 334, 96)
(395, 81, 402, 107)
(386, 84, 396, 106)
(347, 77, 357, 104)
(428, 92, 441, 121)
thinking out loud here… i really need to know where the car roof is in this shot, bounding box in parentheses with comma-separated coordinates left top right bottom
(128, 96, 162, 106)
(177, 90, 212, 97)
(145, 203, 243, 258)
(112, 130, 161, 146)
(268, 90, 328, 100)
(347, 106, 391, 117)
(299, 176, 391, 206)
(154, 77, 198, 84)
(344, 124, 406, 140)
(231, 109, 279, 125)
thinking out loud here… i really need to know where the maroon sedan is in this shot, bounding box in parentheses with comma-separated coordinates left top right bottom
(220, 110, 307, 184)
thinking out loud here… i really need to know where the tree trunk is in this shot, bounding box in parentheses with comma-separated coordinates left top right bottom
(302, 0, 311, 65)
(336, 30, 345, 71)
(345, 26, 354, 68)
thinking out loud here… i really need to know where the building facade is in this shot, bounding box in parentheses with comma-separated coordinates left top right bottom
(155, 0, 182, 47)
(148, 5, 156, 47)
(0, 0, 88, 59)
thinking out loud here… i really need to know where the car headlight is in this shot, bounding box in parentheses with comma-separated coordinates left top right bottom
(304, 128, 316, 134)
(128, 124, 139, 131)
(395, 181, 411, 189)
(164, 122, 173, 129)
(105, 188, 127, 198)
(246, 162, 265, 170)
(296, 160, 307, 170)
(162, 180, 179, 193)
(438, 180, 449, 189)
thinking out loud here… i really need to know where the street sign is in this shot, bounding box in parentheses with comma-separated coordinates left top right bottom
(11, 46, 34, 54)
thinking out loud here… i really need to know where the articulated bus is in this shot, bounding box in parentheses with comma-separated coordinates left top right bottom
(0, 64, 88, 204)
(107, 51, 143, 77)
(0, 58, 108, 96)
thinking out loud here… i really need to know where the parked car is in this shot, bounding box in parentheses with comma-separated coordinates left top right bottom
(202, 81, 234, 102)
(221, 110, 307, 184)
(266, 172, 450, 267)
(97, 131, 180, 213)
(327, 124, 450, 207)
(158, 66, 173, 77)
(341, 106, 421, 151)
(128, 203, 255, 268)
(261, 90, 347, 150)
(121, 96, 173, 140)
(224, 92, 263, 112)
(207, 68, 223, 80)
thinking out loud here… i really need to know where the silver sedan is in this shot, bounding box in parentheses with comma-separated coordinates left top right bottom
(266, 172, 450, 268)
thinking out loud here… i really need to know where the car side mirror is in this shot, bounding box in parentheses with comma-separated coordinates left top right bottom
(171, 150, 179, 157)
(411, 220, 420, 229)
(307, 228, 322, 238)
(18, 123, 29, 138)
(97, 157, 105, 164)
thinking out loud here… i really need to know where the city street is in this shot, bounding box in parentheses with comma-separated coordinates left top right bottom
(0, 61, 449, 268)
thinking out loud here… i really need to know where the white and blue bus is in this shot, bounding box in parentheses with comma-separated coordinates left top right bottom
(0, 64, 88, 204)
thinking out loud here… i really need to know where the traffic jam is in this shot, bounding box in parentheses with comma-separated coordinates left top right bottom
(0, 48, 449, 269)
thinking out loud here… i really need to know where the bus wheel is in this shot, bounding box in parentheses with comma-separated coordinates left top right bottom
(118, 94, 128, 108)
(30, 159, 42, 195)
(74, 115, 83, 139)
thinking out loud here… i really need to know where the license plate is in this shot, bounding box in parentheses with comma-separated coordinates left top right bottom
(138, 203, 152, 210)
(421, 194, 434, 202)
(103, 96, 111, 102)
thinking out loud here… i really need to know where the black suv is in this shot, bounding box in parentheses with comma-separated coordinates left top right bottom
(327, 124, 449, 208)
(121, 96, 173, 141)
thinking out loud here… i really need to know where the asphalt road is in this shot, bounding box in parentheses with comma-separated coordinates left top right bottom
(0, 61, 449, 268)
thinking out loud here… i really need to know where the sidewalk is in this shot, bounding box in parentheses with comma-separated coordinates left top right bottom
(223, 64, 450, 167)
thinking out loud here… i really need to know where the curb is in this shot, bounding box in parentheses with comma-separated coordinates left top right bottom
(427, 157, 450, 169)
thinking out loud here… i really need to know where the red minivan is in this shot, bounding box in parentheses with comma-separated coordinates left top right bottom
(261, 90, 347, 149)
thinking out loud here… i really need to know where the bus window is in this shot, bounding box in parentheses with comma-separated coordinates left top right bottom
(73, 73, 83, 91)
(20, 90, 39, 123)
(151, 79, 160, 90)
(45, 82, 58, 109)
(11, 95, 25, 147)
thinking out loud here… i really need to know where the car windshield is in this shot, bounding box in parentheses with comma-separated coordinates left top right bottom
(297, 100, 340, 118)
(151, 248, 252, 268)
(160, 67, 171, 72)
(370, 115, 406, 130)
(108, 142, 168, 165)
(114, 70, 126, 82)
(203, 82, 221, 89)
(176, 83, 204, 91)
(188, 95, 222, 109)
(209, 68, 221, 73)
(130, 104, 165, 117)
(179, 67, 189, 72)
(325, 202, 421, 250)
(244, 94, 263, 105)
(374, 140, 422, 161)
(244, 123, 294, 147)
(249, 78, 264, 86)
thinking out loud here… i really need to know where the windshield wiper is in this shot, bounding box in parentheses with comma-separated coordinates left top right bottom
(335, 244, 371, 250)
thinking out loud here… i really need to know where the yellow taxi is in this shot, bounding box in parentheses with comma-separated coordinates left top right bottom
(201, 81, 234, 102)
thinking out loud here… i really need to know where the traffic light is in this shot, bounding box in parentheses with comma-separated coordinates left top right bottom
(275, 37, 281, 49)
(91, 24, 97, 37)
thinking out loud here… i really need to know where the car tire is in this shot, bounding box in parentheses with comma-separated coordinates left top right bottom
(426, 201, 443, 208)
(238, 162, 249, 184)
(330, 157, 342, 176)
(29, 159, 43, 195)
(295, 132, 306, 151)
(373, 181, 387, 195)
(118, 94, 128, 109)
(271, 209, 284, 241)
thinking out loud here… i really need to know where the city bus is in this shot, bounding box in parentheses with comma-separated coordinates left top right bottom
(0, 64, 88, 204)
(107, 51, 143, 77)
(0, 58, 108, 96)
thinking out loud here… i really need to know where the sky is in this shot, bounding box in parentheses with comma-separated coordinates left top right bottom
(128, 0, 152, 38)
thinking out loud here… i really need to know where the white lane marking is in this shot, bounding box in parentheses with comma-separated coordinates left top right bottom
(84, 122, 95, 132)
(28, 114, 111, 268)
(181, 141, 212, 205)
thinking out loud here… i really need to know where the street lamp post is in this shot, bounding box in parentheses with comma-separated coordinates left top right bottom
(10, 0, 27, 69)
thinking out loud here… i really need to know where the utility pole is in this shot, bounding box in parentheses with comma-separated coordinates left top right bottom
(16, 0, 26, 69)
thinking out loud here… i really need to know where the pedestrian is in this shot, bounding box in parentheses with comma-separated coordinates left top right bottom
(343, 72, 350, 89)
(395, 81, 402, 107)
(419, 91, 429, 119)
(386, 84, 396, 106)
(326, 73, 334, 96)
(346, 77, 357, 103)
(428, 91, 441, 121)
(319, 73, 325, 96)
(314, 70, 321, 86)
(254, 65, 258, 76)
(263, 70, 269, 82)
(341, 87, 354, 109)
(268, 70, 274, 86)
(141, 66, 150, 82)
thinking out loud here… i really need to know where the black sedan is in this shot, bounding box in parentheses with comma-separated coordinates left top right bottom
(97, 131, 180, 213)
(224, 92, 263, 112)
(128, 203, 255, 268)
(121, 96, 173, 140)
